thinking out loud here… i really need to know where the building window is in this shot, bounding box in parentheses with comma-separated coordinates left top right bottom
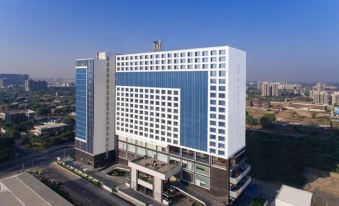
(169, 156, 180, 165)
(182, 160, 194, 172)
(182, 170, 194, 183)
(195, 164, 210, 177)
(182, 149, 194, 160)
(157, 153, 168, 163)
(138, 171, 153, 184)
(195, 174, 210, 189)
(147, 150, 156, 159)
(169, 145, 180, 156)
(210, 71, 217, 77)
(210, 128, 216, 133)
(212, 156, 227, 168)
(196, 152, 209, 164)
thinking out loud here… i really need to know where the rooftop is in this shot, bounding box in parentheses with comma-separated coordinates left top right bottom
(276, 185, 313, 206)
(34, 122, 66, 130)
(0, 110, 26, 115)
(0, 172, 73, 206)
(132, 156, 179, 174)
(116, 45, 239, 57)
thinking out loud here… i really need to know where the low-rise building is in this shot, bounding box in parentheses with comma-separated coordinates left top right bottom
(0, 111, 28, 122)
(33, 122, 67, 136)
(0, 110, 35, 122)
(25, 79, 48, 92)
(247, 100, 270, 108)
(0, 73, 29, 86)
(0, 172, 72, 206)
(275, 185, 313, 206)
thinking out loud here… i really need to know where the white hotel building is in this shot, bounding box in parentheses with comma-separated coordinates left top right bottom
(75, 45, 250, 205)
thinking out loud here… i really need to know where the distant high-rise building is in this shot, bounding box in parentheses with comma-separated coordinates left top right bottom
(271, 82, 279, 96)
(261, 82, 279, 97)
(0, 74, 29, 86)
(314, 82, 326, 91)
(24, 79, 48, 92)
(257, 81, 262, 90)
(261, 82, 270, 96)
(74, 52, 116, 168)
(310, 90, 330, 105)
(331, 92, 339, 106)
(0, 78, 7, 88)
(313, 82, 337, 91)
(278, 83, 303, 95)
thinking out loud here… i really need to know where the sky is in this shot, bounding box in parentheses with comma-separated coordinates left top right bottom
(0, 0, 338, 82)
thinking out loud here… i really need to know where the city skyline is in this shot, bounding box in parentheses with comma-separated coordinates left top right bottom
(0, 0, 339, 81)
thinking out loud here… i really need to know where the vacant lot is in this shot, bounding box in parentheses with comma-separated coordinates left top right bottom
(304, 169, 339, 206)
(247, 107, 331, 126)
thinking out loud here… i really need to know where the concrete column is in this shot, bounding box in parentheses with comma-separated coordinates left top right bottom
(153, 177, 163, 202)
(131, 167, 137, 190)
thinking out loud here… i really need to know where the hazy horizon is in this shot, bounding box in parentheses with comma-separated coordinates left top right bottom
(0, 0, 338, 81)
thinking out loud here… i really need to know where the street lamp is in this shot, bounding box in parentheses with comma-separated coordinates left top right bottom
(63, 148, 66, 162)
(15, 153, 19, 165)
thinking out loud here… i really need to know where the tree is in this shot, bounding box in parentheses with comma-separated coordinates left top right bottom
(36, 107, 51, 116)
(246, 112, 258, 125)
(259, 114, 276, 128)
(0, 136, 15, 162)
(63, 116, 75, 127)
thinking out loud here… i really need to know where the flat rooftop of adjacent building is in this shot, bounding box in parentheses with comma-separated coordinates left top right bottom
(0, 110, 26, 115)
(35, 122, 66, 129)
(132, 157, 179, 174)
(0, 172, 73, 206)
(276, 185, 313, 206)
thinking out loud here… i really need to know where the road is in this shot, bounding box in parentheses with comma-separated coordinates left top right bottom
(0, 142, 74, 178)
(0, 143, 133, 206)
(45, 163, 132, 206)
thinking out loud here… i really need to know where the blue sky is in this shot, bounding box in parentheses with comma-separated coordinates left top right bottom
(0, 0, 338, 81)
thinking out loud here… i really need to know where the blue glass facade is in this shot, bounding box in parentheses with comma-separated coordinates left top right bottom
(76, 68, 87, 141)
(335, 107, 339, 115)
(116, 71, 209, 152)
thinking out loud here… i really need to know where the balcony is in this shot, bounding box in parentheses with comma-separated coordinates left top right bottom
(230, 163, 251, 185)
(230, 176, 251, 199)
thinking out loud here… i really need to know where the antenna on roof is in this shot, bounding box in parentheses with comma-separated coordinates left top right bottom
(153, 40, 162, 52)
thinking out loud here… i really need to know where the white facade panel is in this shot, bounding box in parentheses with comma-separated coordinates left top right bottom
(116, 86, 180, 147)
(92, 57, 115, 155)
(226, 47, 246, 158)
